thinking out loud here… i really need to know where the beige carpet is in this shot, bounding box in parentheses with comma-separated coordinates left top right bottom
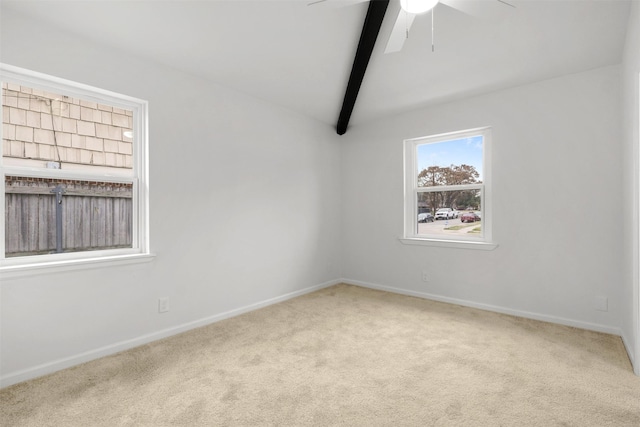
(1, 284, 639, 426)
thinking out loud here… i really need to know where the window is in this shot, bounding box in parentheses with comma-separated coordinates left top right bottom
(1, 64, 150, 273)
(402, 127, 495, 249)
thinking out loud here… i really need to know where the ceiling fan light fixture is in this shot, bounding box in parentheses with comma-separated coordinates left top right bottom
(400, 0, 439, 14)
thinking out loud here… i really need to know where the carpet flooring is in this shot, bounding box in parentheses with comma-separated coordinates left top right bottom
(1, 283, 639, 426)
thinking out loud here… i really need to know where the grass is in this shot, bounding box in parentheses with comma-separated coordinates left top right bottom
(444, 221, 481, 231)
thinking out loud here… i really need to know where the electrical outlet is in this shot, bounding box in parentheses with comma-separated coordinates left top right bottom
(158, 297, 169, 313)
(422, 271, 429, 282)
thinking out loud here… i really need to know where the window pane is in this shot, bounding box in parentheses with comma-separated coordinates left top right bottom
(2, 83, 133, 174)
(417, 136, 483, 187)
(416, 190, 482, 237)
(5, 176, 132, 257)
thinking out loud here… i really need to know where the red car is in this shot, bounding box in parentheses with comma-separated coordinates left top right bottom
(460, 212, 480, 223)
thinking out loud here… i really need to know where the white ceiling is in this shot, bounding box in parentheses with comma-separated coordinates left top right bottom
(1, 0, 632, 131)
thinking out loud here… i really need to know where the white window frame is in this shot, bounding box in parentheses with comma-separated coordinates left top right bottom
(0, 64, 152, 277)
(401, 127, 497, 250)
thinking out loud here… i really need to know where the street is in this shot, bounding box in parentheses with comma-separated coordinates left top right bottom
(417, 216, 482, 236)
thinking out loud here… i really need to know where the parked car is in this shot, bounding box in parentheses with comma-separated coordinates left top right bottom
(418, 212, 434, 223)
(435, 208, 455, 220)
(460, 211, 480, 223)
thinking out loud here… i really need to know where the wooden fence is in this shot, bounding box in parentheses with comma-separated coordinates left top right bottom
(5, 176, 132, 257)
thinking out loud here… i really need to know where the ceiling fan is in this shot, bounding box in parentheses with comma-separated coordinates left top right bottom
(308, 0, 515, 135)
(309, 0, 515, 53)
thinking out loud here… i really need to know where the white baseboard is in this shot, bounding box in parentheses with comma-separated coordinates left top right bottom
(342, 278, 623, 336)
(620, 333, 637, 375)
(0, 279, 340, 388)
(4, 278, 633, 388)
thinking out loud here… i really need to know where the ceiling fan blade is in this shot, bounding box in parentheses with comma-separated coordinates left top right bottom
(440, 0, 514, 19)
(384, 9, 417, 53)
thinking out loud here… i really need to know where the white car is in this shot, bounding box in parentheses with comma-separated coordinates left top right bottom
(435, 208, 455, 220)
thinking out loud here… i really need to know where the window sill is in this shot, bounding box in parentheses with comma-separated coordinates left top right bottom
(399, 237, 498, 251)
(0, 253, 156, 279)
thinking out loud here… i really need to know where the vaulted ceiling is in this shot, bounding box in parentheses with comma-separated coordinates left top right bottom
(1, 0, 632, 133)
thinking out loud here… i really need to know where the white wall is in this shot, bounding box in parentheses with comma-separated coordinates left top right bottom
(1, 5, 635, 386)
(341, 65, 624, 335)
(622, 0, 640, 375)
(0, 9, 342, 386)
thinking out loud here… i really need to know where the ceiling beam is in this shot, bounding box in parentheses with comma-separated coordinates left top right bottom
(336, 0, 389, 135)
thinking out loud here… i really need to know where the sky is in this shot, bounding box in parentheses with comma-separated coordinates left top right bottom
(416, 135, 483, 180)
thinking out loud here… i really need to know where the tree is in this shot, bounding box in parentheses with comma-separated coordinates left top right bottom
(417, 164, 480, 212)
(418, 166, 447, 187)
(455, 190, 481, 210)
(445, 164, 479, 185)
